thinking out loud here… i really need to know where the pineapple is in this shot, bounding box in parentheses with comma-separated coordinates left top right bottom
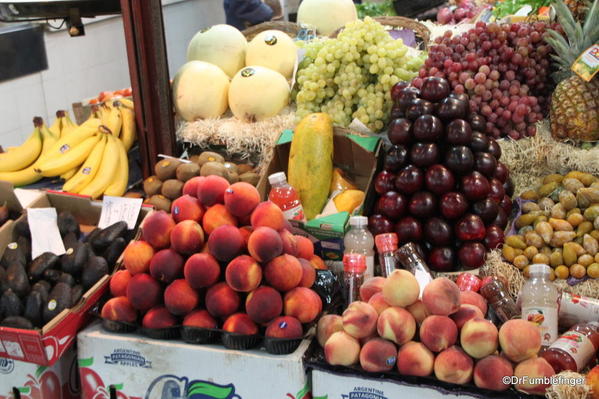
(546, 0, 599, 142)
(564, 0, 590, 21)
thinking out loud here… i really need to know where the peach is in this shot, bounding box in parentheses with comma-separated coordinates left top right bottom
(317, 314, 344, 347)
(473, 355, 514, 391)
(110, 270, 132, 297)
(223, 313, 259, 335)
(142, 211, 176, 249)
(434, 346, 474, 385)
(368, 293, 390, 315)
(382, 269, 419, 307)
(585, 365, 599, 399)
(197, 175, 230, 207)
(240, 226, 252, 246)
(450, 304, 484, 329)
(225, 255, 262, 292)
(246, 286, 283, 324)
(460, 290, 488, 315)
(498, 319, 541, 363)
(422, 277, 461, 316)
(184, 253, 220, 289)
(142, 306, 177, 329)
(101, 296, 137, 323)
(183, 309, 217, 329)
(359, 338, 397, 372)
(460, 318, 498, 359)
(126, 273, 162, 311)
(310, 255, 327, 270)
(279, 229, 298, 256)
(324, 331, 361, 366)
(208, 225, 244, 262)
(295, 235, 314, 260)
(170, 220, 205, 255)
(284, 287, 322, 323)
(149, 249, 184, 284)
(264, 254, 303, 292)
(298, 258, 316, 288)
(205, 282, 240, 318)
(360, 277, 386, 302)
(514, 357, 555, 395)
(265, 316, 303, 339)
(420, 315, 458, 352)
(202, 204, 238, 235)
(183, 176, 205, 197)
(377, 307, 416, 345)
(122, 240, 154, 275)
(224, 182, 260, 218)
(406, 300, 429, 325)
(250, 201, 285, 230)
(248, 227, 283, 262)
(342, 301, 378, 339)
(171, 194, 204, 223)
(397, 341, 435, 377)
(164, 279, 199, 315)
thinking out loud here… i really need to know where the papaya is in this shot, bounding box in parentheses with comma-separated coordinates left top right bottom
(288, 113, 334, 220)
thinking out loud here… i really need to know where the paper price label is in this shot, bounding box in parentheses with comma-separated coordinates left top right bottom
(28, 208, 66, 258)
(97, 196, 143, 230)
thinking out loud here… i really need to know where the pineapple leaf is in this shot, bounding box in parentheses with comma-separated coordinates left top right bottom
(553, 0, 578, 39)
(583, 0, 599, 38)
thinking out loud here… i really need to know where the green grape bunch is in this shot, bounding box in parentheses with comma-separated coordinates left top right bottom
(294, 17, 425, 132)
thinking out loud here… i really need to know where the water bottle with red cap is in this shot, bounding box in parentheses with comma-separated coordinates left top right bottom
(343, 253, 366, 307)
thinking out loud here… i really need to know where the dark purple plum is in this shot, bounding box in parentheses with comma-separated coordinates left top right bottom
(390, 105, 403, 120)
(488, 178, 506, 202)
(491, 207, 508, 229)
(395, 165, 424, 194)
(408, 191, 437, 219)
(487, 139, 502, 159)
(494, 162, 509, 183)
(470, 132, 490, 153)
(374, 170, 396, 195)
(425, 164, 455, 195)
(440, 192, 469, 219)
(455, 214, 486, 241)
(484, 226, 505, 250)
(504, 177, 515, 197)
(413, 115, 444, 142)
(475, 152, 498, 178)
(406, 99, 435, 120)
(469, 113, 487, 132)
(369, 214, 395, 236)
(437, 97, 468, 120)
(388, 118, 412, 145)
(499, 194, 513, 215)
(445, 146, 475, 175)
(397, 87, 420, 111)
(384, 145, 408, 172)
(428, 247, 456, 272)
(420, 77, 451, 102)
(377, 191, 407, 220)
(461, 171, 491, 201)
(472, 198, 499, 224)
(424, 218, 453, 246)
(395, 217, 423, 244)
(410, 143, 440, 168)
(446, 119, 473, 145)
(458, 242, 486, 270)
(391, 81, 410, 102)
(448, 92, 470, 108)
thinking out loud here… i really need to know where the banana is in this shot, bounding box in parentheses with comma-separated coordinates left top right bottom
(44, 117, 101, 159)
(35, 134, 101, 177)
(60, 167, 78, 181)
(61, 111, 78, 137)
(103, 136, 128, 197)
(0, 121, 43, 172)
(62, 135, 107, 193)
(79, 135, 120, 199)
(100, 102, 123, 137)
(117, 100, 136, 151)
(118, 98, 134, 110)
(48, 113, 62, 138)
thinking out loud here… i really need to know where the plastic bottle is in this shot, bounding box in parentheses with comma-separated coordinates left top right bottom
(480, 277, 519, 323)
(343, 216, 375, 280)
(558, 291, 599, 329)
(268, 172, 305, 221)
(520, 264, 559, 346)
(375, 233, 398, 277)
(541, 321, 599, 373)
(343, 253, 366, 307)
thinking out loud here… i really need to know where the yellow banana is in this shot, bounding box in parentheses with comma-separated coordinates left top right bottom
(118, 98, 134, 109)
(117, 100, 136, 151)
(79, 135, 120, 199)
(35, 135, 101, 177)
(60, 167, 78, 180)
(61, 111, 78, 137)
(48, 113, 62, 138)
(45, 117, 101, 159)
(63, 135, 107, 193)
(103, 137, 128, 197)
(100, 102, 123, 137)
(0, 121, 43, 172)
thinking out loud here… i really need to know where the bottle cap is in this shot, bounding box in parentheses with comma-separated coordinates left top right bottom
(456, 272, 482, 292)
(343, 253, 366, 273)
(375, 233, 398, 253)
(349, 216, 368, 227)
(529, 264, 551, 276)
(268, 172, 287, 185)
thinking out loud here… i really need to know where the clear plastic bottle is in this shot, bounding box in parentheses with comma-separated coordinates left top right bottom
(268, 172, 305, 221)
(558, 291, 599, 329)
(375, 233, 398, 277)
(541, 321, 599, 373)
(343, 253, 366, 307)
(344, 216, 375, 280)
(520, 264, 559, 347)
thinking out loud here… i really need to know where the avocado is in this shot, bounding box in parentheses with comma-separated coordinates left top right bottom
(0, 267, 8, 294)
(57, 273, 75, 287)
(43, 282, 72, 323)
(31, 280, 50, 302)
(16, 236, 32, 263)
(23, 290, 44, 327)
(103, 237, 126, 266)
(83, 227, 101, 244)
(60, 242, 90, 275)
(28, 252, 60, 282)
(0, 242, 26, 269)
(1, 316, 33, 329)
(57, 211, 80, 238)
(0, 289, 23, 318)
(81, 256, 109, 290)
(62, 232, 79, 251)
(91, 221, 127, 252)
(42, 269, 61, 285)
(70, 284, 84, 307)
(14, 216, 30, 238)
(6, 262, 30, 297)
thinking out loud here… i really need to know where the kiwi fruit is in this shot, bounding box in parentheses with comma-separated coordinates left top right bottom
(223, 162, 238, 174)
(239, 172, 260, 186)
(155, 159, 182, 181)
(161, 179, 184, 200)
(146, 195, 172, 212)
(200, 162, 226, 177)
(176, 163, 200, 182)
(143, 176, 163, 196)
(237, 164, 254, 174)
(197, 152, 224, 166)
(189, 154, 202, 164)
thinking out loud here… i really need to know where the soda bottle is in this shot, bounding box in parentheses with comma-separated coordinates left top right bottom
(343, 216, 375, 280)
(520, 264, 559, 346)
(268, 172, 305, 221)
(541, 321, 599, 373)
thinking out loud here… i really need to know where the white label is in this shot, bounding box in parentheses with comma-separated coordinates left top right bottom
(365, 255, 375, 280)
(282, 204, 305, 222)
(549, 330, 596, 371)
(2, 341, 24, 358)
(559, 292, 599, 327)
(28, 208, 66, 258)
(97, 196, 143, 230)
(522, 306, 558, 346)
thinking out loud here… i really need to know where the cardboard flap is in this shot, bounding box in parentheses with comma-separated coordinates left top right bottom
(0, 180, 23, 212)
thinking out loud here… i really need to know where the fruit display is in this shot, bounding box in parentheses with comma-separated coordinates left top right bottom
(142, 152, 260, 212)
(297, 0, 358, 36)
(295, 17, 425, 131)
(0, 212, 129, 329)
(503, 171, 599, 280)
(437, 0, 486, 24)
(101, 177, 326, 352)
(87, 87, 133, 105)
(318, 272, 554, 395)
(369, 77, 512, 272)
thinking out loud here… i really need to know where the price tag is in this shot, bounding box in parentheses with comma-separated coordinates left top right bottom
(572, 44, 599, 82)
(28, 208, 66, 258)
(97, 196, 143, 230)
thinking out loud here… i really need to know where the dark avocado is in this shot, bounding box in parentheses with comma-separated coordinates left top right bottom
(23, 290, 44, 327)
(6, 262, 30, 297)
(103, 237, 126, 266)
(43, 282, 72, 324)
(1, 316, 33, 329)
(28, 252, 60, 281)
(81, 256, 109, 290)
(0, 289, 23, 318)
(91, 221, 128, 252)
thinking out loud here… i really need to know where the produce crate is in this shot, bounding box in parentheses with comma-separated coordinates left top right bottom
(0, 191, 149, 366)
(0, 182, 44, 235)
(257, 128, 382, 262)
(77, 322, 311, 399)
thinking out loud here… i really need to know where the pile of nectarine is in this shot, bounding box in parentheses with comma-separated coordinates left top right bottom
(102, 175, 325, 346)
(318, 271, 555, 395)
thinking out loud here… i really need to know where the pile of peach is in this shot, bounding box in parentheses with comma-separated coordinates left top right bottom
(101, 175, 325, 343)
(318, 272, 556, 395)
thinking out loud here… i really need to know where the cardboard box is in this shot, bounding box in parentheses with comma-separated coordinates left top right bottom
(257, 129, 381, 262)
(77, 322, 311, 399)
(0, 182, 44, 237)
(0, 191, 149, 366)
(0, 345, 80, 399)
